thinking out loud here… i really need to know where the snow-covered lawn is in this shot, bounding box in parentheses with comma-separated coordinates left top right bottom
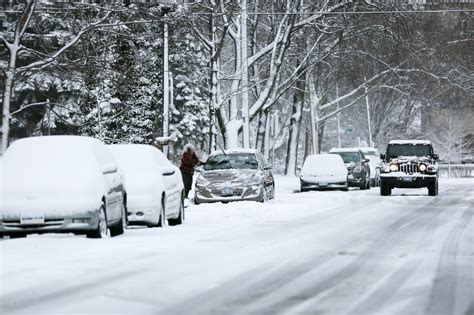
(1, 176, 473, 314)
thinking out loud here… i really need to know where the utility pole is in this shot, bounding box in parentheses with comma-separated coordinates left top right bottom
(336, 83, 341, 148)
(47, 98, 51, 136)
(162, 10, 170, 157)
(364, 76, 373, 147)
(241, 0, 250, 148)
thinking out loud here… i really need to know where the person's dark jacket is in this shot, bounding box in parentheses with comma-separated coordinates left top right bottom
(179, 151, 200, 176)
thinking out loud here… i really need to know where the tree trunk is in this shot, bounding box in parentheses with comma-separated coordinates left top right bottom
(285, 75, 305, 175)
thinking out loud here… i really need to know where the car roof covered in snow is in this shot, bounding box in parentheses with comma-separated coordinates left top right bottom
(329, 147, 361, 153)
(388, 140, 431, 145)
(9, 135, 102, 148)
(209, 148, 259, 157)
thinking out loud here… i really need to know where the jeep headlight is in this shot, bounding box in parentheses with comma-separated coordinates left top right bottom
(196, 175, 210, 187)
(389, 163, 399, 172)
(419, 164, 427, 172)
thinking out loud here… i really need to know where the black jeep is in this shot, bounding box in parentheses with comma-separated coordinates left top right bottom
(379, 140, 439, 196)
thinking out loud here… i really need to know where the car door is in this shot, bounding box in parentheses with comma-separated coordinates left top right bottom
(93, 142, 124, 223)
(154, 152, 181, 217)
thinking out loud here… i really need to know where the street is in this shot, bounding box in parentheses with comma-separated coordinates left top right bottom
(1, 176, 473, 315)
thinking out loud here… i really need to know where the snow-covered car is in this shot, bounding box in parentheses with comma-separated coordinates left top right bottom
(0, 136, 127, 239)
(109, 144, 185, 227)
(194, 149, 274, 204)
(358, 147, 382, 187)
(380, 140, 439, 196)
(299, 154, 348, 192)
(329, 148, 371, 190)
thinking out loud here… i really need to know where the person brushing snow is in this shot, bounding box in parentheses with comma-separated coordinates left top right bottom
(179, 144, 202, 198)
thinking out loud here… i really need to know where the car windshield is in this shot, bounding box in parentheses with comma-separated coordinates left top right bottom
(204, 153, 259, 170)
(332, 152, 360, 163)
(387, 144, 432, 158)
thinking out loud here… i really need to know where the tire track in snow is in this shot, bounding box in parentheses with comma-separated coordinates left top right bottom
(243, 188, 459, 314)
(162, 189, 454, 314)
(425, 205, 473, 315)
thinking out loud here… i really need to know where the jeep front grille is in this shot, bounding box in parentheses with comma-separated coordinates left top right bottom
(400, 164, 419, 174)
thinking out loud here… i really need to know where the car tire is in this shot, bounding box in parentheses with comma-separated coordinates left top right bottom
(360, 178, 367, 190)
(366, 176, 371, 190)
(158, 200, 166, 228)
(87, 205, 108, 239)
(169, 197, 185, 226)
(428, 181, 438, 196)
(380, 181, 391, 196)
(341, 182, 349, 191)
(259, 187, 269, 203)
(109, 202, 126, 237)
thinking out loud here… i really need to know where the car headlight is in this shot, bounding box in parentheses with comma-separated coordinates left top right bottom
(248, 174, 262, 185)
(196, 175, 210, 187)
(389, 163, 399, 172)
(419, 164, 427, 172)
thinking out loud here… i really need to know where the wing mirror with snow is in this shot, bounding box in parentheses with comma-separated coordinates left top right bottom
(102, 163, 118, 174)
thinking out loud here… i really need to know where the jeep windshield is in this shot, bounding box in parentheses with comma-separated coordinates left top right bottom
(204, 153, 258, 170)
(387, 144, 432, 158)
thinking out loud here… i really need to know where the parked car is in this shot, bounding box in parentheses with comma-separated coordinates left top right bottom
(109, 144, 185, 227)
(329, 148, 371, 190)
(358, 147, 382, 187)
(300, 154, 348, 192)
(194, 149, 274, 204)
(0, 136, 127, 239)
(379, 140, 439, 196)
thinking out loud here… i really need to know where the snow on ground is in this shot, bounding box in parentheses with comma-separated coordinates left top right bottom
(0, 176, 473, 315)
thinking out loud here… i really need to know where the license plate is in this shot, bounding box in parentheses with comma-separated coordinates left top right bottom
(403, 177, 413, 182)
(221, 187, 234, 197)
(20, 211, 45, 225)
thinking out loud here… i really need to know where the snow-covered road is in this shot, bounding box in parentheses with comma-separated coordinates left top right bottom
(1, 176, 473, 315)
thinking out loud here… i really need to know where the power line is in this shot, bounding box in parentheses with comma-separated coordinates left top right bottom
(186, 9, 474, 16)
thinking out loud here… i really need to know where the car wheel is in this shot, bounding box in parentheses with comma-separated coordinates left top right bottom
(169, 197, 185, 226)
(360, 178, 367, 190)
(366, 176, 371, 190)
(87, 205, 108, 238)
(380, 181, 391, 196)
(110, 202, 126, 237)
(158, 200, 166, 228)
(341, 182, 349, 191)
(428, 181, 438, 196)
(260, 187, 269, 203)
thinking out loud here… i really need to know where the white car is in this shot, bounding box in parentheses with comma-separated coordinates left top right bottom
(1, 136, 127, 239)
(299, 154, 348, 191)
(109, 144, 185, 227)
(358, 147, 382, 186)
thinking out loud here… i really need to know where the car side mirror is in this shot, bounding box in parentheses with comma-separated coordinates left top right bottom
(162, 167, 175, 176)
(380, 153, 386, 160)
(433, 154, 439, 160)
(363, 159, 370, 163)
(102, 163, 118, 174)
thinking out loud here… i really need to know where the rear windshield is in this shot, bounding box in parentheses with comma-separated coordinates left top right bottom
(387, 144, 432, 158)
(204, 153, 258, 170)
(331, 152, 361, 163)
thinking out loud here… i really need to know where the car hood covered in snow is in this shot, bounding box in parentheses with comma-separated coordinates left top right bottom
(200, 169, 262, 185)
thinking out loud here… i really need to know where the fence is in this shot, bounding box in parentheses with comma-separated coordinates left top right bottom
(438, 164, 474, 178)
